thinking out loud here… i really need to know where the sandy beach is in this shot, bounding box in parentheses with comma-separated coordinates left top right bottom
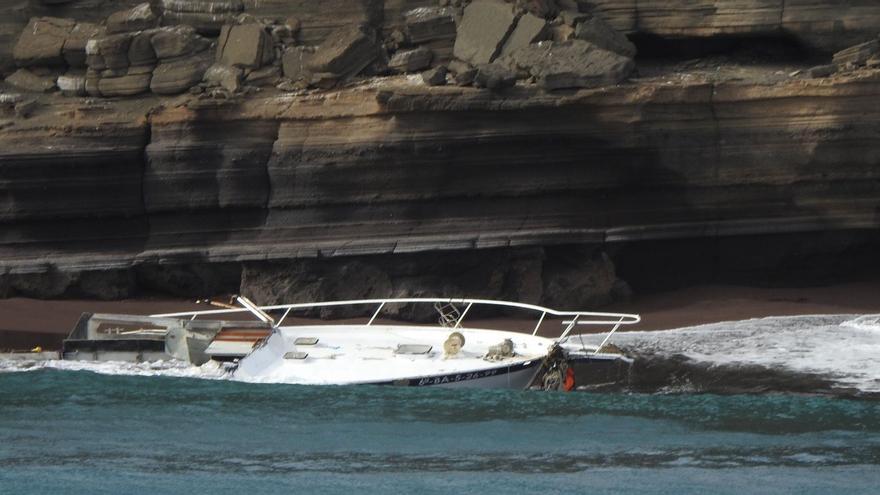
(1, 281, 878, 351)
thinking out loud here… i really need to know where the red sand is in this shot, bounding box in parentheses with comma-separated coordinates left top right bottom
(1, 282, 879, 350)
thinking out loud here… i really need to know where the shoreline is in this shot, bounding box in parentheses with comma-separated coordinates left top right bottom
(1, 281, 879, 350)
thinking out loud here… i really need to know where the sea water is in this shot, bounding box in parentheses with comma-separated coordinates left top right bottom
(1, 315, 879, 494)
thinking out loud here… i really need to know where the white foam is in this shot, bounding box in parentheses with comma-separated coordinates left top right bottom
(575, 314, 880, 392)
(0, 358, 229, 380)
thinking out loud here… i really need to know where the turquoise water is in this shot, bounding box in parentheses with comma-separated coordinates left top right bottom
(1, 370, 879, 494)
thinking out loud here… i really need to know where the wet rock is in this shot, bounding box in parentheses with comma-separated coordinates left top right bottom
(504, 39, 633, 90)
(498, 12, 549, 59)
(473, 62, 517, 90)
(832, 39, 880, 67)
(216, 23, 273, 69)
(573, 16, 637, 58)
(150, 25, 211, 60)
(97, 72, 153, 96)
(808, 64, 836, 78)
(62, 22, 104, 67)
(13, 17, 76, 67)
(5, 68, 56, 93)
(388, 47, 433, 73)
(404, 7, 457, 44)
(203, 63, 242, 92)
(307, 24, 380, 79)
(422, 65, 447, 85)
(454, 0, 518, 65)
(150, 49, 213, 94)
(281, 46, 313, 81)
(106, 3, 159, 35)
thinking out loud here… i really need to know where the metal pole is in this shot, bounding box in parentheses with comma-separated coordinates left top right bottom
(559, 314, 579, 340)
(367, 302, 386, 326)
(454, 302, 474, 329)
(532, 311, 546, 336)
(275, 307, 294, 328)
(593, 316, 625, 354)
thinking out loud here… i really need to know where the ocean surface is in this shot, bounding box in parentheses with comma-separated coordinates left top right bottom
(1, 315, 879, 494)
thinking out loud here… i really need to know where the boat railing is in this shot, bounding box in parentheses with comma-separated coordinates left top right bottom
(151, 297, 640, 345)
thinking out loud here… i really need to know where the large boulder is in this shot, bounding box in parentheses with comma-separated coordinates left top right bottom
(573, 16, 637, 58)
(62, 22, 104, 67)
(94, 33, 134, 70)
(307, 24, 381, 79)
(13, 17, 76, 67)
(281, 46, 314, 81)
(150, 49, 212, 94)
(106, 3, 159, 34)
(216, 23, 273, 69)
(150, 25, 212, 60)
(5, 69, 56, 92)
(504, 39, 633, 90)
(388, 47, 433, 73)
(498, 12, 549, 58)
(453, 0, 519, 65)
(404, 7, 457, 44)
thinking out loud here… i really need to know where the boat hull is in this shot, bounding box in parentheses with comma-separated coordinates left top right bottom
(374, 360, 543, 389)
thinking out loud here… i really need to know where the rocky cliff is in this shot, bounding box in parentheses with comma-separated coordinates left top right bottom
(1, 0, 879, 306)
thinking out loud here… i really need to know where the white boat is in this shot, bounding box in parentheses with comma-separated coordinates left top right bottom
(150, 297, 641, 390)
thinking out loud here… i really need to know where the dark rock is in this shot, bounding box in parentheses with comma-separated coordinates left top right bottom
(13, 17, 76, 67)
(499, 12, 549, 59)
(62, 22, 104, 67)
(5, 69, 56, 93)
(94, 33, 133, 70)
(573, 16, 637, 58)
(75, 269, 136, 299)
(150, 49, 213, 94)
(106, 3, 159, 35)
(281, 46, 313, 81)
(473, 62, 517, 90)
(136, 263, 241, 299)
(307, 24, 381, 79)
(216, 23, 273, 69)
(832, 39, 880, 67)
(388, 47, 433, 73)
(421, 65, 447, 85)
(454, 66, 477, 85)
(244, 65, 281, 86)
(161, 11, 238, 35)
(542, 248, 618, 310)
(404, 7, 457, 44)
(203, 63, 242, 92)
(504, 39, 633, 90)
(559, 9, 590, 26)
(5, 268, 75, 298)
(128, 30, 157, 67)
(518, 0, 559, 19)
(808, 64, 837, 78)
(150, 25, 211, 60)
(14, 99, 38, 118)
(454, 0, 519, 65)
(98, 72, 152, 96)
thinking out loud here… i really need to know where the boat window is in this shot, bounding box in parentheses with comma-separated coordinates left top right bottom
(283, 351, 309, 360)
(395, 344, 432, 355)
(294, 337, 319, 345)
